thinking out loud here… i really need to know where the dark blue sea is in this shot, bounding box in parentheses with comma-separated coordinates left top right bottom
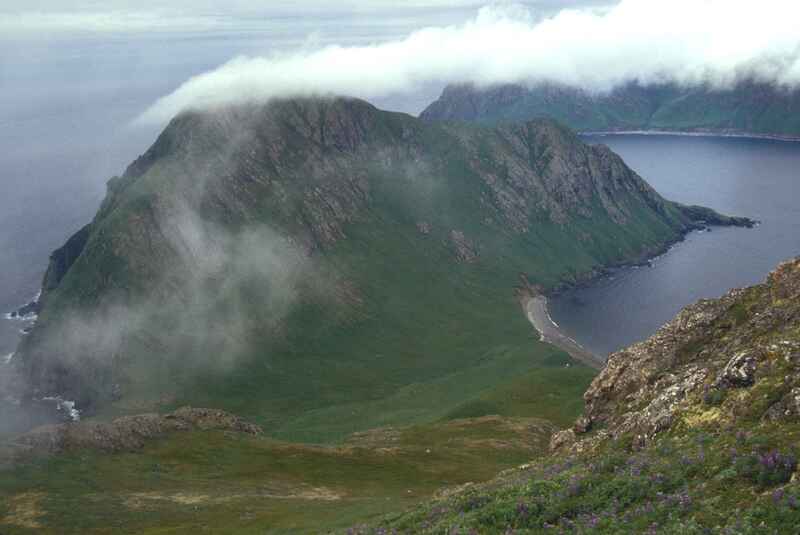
(550, 134, 800, 357)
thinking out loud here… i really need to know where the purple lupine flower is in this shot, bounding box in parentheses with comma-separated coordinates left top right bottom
(516, 502, 530, 519)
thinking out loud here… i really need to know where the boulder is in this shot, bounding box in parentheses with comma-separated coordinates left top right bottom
(714, 352, 758, 388)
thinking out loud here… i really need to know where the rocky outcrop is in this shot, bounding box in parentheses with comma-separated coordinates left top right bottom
(764, 387, 800, 422)
(41, 224, 91, 294)
(8, 300, 40, 320)
(552, 257, 800, 452)
(713, 351, 759, 388)
(676, 204, 755, 229)
(448, 230, 478, 263)
(5, 407, 261, 460)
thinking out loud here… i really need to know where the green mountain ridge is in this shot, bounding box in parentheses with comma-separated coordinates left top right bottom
(420, 81, 800, 137)
(7, 96, 747, 444)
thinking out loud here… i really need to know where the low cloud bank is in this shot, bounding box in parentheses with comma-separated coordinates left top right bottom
(136, 0, 800, 125)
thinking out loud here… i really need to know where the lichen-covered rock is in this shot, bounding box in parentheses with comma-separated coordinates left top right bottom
(553, 257, 800, 452)
(573, 415, 592, 434)
(714, 352, 758, 388)
(549, 429, 577, 452)
(764, 387, 800, 422)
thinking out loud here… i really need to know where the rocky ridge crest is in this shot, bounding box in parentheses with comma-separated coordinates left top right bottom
(552, 257, 800, 452)
(1, 407, 261, 466)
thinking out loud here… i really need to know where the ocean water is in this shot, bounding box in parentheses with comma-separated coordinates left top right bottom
(550, 134, 800, 357)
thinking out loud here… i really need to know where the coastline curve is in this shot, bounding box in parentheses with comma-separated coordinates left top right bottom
(524, 296, 604, 370)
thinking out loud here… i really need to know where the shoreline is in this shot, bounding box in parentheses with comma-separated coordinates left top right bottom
(580, 129, 800, 143)
(524, 295, 604, 370)
(548, 215, 757, 297)
(526, 219, 758, 370)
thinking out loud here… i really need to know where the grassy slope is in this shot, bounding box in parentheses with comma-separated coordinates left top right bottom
(0, 417, 556, 534)
(360, 423, 800, 534)
(356, 262, 800, 534)
(0, 100, 712, 533)
(182, 194, 677, 444)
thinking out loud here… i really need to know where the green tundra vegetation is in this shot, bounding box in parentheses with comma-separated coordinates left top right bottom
(354, 259, 800, 534)
(0, 97, 753, 533)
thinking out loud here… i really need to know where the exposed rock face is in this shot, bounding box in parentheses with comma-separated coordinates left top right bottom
(421, 81, 800, 139)
(6, 407, 261, 459)
(41, 224, 92, 295)
(764, 387, 800, 422)
(448, 230, 478, 263)
(714, 351, 758, 388)
(552, 257, 800, 452)
(8, 300, 39, 320)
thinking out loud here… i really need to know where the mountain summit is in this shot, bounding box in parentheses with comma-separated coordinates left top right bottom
(13, 97, 748, 440)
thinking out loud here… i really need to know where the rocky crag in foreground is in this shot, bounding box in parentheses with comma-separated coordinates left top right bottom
(421, 80, 800, 138)
(8, 96, 748, 441)
(0, 407, 261, 468)
(360, 258, 800, 534)
(553, 257, 800, 453)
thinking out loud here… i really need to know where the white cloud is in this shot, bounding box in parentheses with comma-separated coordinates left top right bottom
(135, 0, 800, 125)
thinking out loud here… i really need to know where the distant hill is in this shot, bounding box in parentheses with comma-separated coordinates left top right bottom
(421, 81, 800, 138)
(11, 97, 748, 444)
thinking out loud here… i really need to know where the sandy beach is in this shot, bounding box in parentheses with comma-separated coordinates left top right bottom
(524, 296, 605, 370)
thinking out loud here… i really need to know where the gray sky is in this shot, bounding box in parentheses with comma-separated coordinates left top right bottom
(0, 1, 614, 34)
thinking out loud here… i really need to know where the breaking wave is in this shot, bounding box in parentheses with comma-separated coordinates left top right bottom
(4, 290, 42, 322)
(41, 396, 81, 422)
